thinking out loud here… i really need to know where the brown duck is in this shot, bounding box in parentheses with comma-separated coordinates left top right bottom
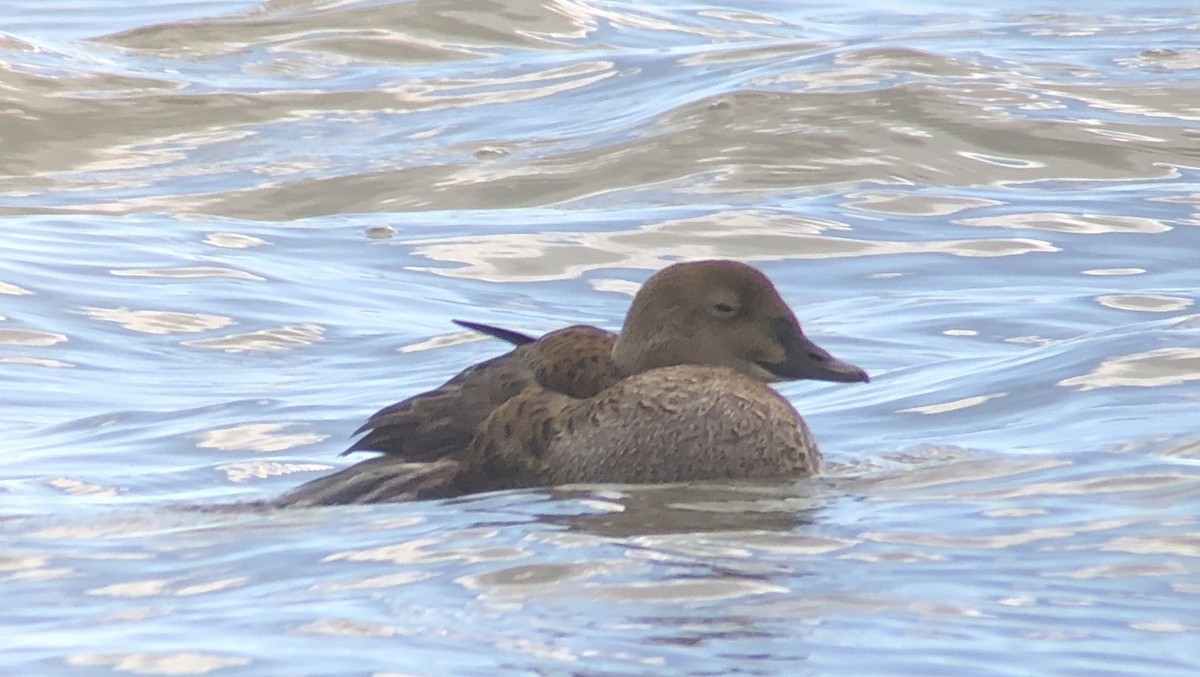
(276, 260, 868, 507)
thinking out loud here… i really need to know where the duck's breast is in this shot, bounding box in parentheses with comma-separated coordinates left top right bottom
(546, 365, 821, 485)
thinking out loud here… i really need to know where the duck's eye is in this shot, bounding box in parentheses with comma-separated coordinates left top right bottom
(712, 302, 737, 317)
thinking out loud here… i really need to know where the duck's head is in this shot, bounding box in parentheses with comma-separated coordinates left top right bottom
(612, 260, 869, 384)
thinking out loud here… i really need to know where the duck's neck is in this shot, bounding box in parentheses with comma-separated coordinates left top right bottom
(612, 328, 675, 376)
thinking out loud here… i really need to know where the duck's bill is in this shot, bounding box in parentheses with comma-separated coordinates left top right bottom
(762, 318, 870, 383)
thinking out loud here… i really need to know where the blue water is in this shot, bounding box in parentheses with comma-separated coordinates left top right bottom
(2, 1, 1199, 674)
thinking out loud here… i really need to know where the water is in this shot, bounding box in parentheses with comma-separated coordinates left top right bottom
(2, 0, 1199, 674)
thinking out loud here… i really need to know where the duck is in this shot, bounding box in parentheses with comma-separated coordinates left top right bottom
(275, 259, 868, 507)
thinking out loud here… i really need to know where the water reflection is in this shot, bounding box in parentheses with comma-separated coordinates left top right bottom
(1058, 347, 1200, 390)
(408, 212, 1059, 282)
(959, 212, 1171, 234)
(65, 653, 250, 674)
(1095, 294, 1193, 313)
(845, 192, 1002, 216)
(544, 482, 822, 537)
(202, 232, 267, 249)
(197, 423, 328, 452)
(182, 324, 325, 353)
(0, 329, 68, 346)
(79, 306, 234, 335)
(110, 266, 266, 282)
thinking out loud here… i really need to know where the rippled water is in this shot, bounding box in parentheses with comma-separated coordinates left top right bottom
(3, 1, 1199, 674)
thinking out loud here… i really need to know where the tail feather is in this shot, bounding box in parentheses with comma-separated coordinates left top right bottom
(453, 319, 537, 346)
(274, 458, 460, 507)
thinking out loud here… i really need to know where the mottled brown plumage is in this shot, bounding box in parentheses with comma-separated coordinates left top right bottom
(277, 260, 868, 507)
(343, 325, 617, 461)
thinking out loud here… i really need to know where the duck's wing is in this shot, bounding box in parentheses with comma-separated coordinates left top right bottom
(344, 348, 540, 460)
(448, 388, 578, 495)
(345, 324, 619, 463)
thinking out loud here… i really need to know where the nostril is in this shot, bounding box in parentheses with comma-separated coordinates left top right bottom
(807, 352, 827, 362)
